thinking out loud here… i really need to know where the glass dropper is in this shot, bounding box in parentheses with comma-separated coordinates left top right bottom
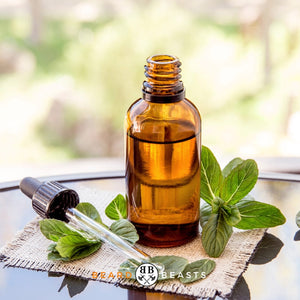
(66, 207, 150, 263)
(19, 177, 163, 271)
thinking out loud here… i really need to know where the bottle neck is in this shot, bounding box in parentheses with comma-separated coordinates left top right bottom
(142, 54, 185, 103)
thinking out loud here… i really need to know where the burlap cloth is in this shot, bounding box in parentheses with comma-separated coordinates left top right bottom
(0, 187, 265, 298)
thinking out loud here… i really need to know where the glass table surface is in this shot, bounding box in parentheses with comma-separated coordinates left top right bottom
(0, 172, 299, 300)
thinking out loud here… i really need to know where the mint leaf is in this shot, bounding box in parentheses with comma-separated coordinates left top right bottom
(201, 213, 233, 258)
(179, 259, 216, 284)
(48, 243, 58, 252)
(220, 159, 258, 205)
(47, 243, 70, 261)
(70, 243, 102, 260)
(200, 203, 212, 228)
(56, 233, 101, 259)
(48, 250, 70, 261)
(48, 242, 97, 262)
(76, 202, 102, 224)
(119, 259, 140, 279)
(105, 194, 127, 220)
(200, 146, 222, 204)
(150, 256, 188, 280)
(296, 211, 300, 228)
(40, 219, 76, 242)
(235, 200, 286, 229)
(222, 205, 241, 226)
(222, 158, 243, 178)
(110, 219, 139, 244)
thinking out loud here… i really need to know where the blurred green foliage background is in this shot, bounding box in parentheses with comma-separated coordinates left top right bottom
(0, 0, 299, 169)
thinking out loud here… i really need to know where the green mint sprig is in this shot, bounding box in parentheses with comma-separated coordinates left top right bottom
(40, 195, 138, 261)
(200, 146, 286, 258)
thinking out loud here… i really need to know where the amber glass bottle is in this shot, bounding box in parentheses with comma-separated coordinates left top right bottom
(125, 55, 201, 247)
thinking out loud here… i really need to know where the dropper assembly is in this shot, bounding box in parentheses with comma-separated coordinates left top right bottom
(19, 177, 154, 266)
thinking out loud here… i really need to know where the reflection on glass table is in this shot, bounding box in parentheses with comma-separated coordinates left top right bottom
(0, 172, 299, 300)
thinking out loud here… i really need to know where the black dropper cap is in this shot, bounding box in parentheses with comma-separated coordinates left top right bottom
(20, 177, 80, 222)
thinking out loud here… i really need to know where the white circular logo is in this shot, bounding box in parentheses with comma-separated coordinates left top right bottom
(135, 263, 159, 286)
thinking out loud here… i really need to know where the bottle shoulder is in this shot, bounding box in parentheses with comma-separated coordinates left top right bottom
(126, 98, 148, 118)
(126, 98, 201, 142)
(183, 98, 202, 121)
(126, 98, 200, 120)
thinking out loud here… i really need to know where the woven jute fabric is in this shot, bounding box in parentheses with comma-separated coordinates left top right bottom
(0, 188, 265, 298)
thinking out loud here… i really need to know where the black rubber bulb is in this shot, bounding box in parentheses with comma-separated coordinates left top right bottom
(20, 177, 42, 199)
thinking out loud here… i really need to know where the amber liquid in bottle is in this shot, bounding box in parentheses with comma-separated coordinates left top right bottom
(125, 55, 201, 247)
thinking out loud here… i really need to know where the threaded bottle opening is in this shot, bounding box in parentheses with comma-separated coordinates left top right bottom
(147, 54, 179, 65)
(143, 54, 184, 100)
